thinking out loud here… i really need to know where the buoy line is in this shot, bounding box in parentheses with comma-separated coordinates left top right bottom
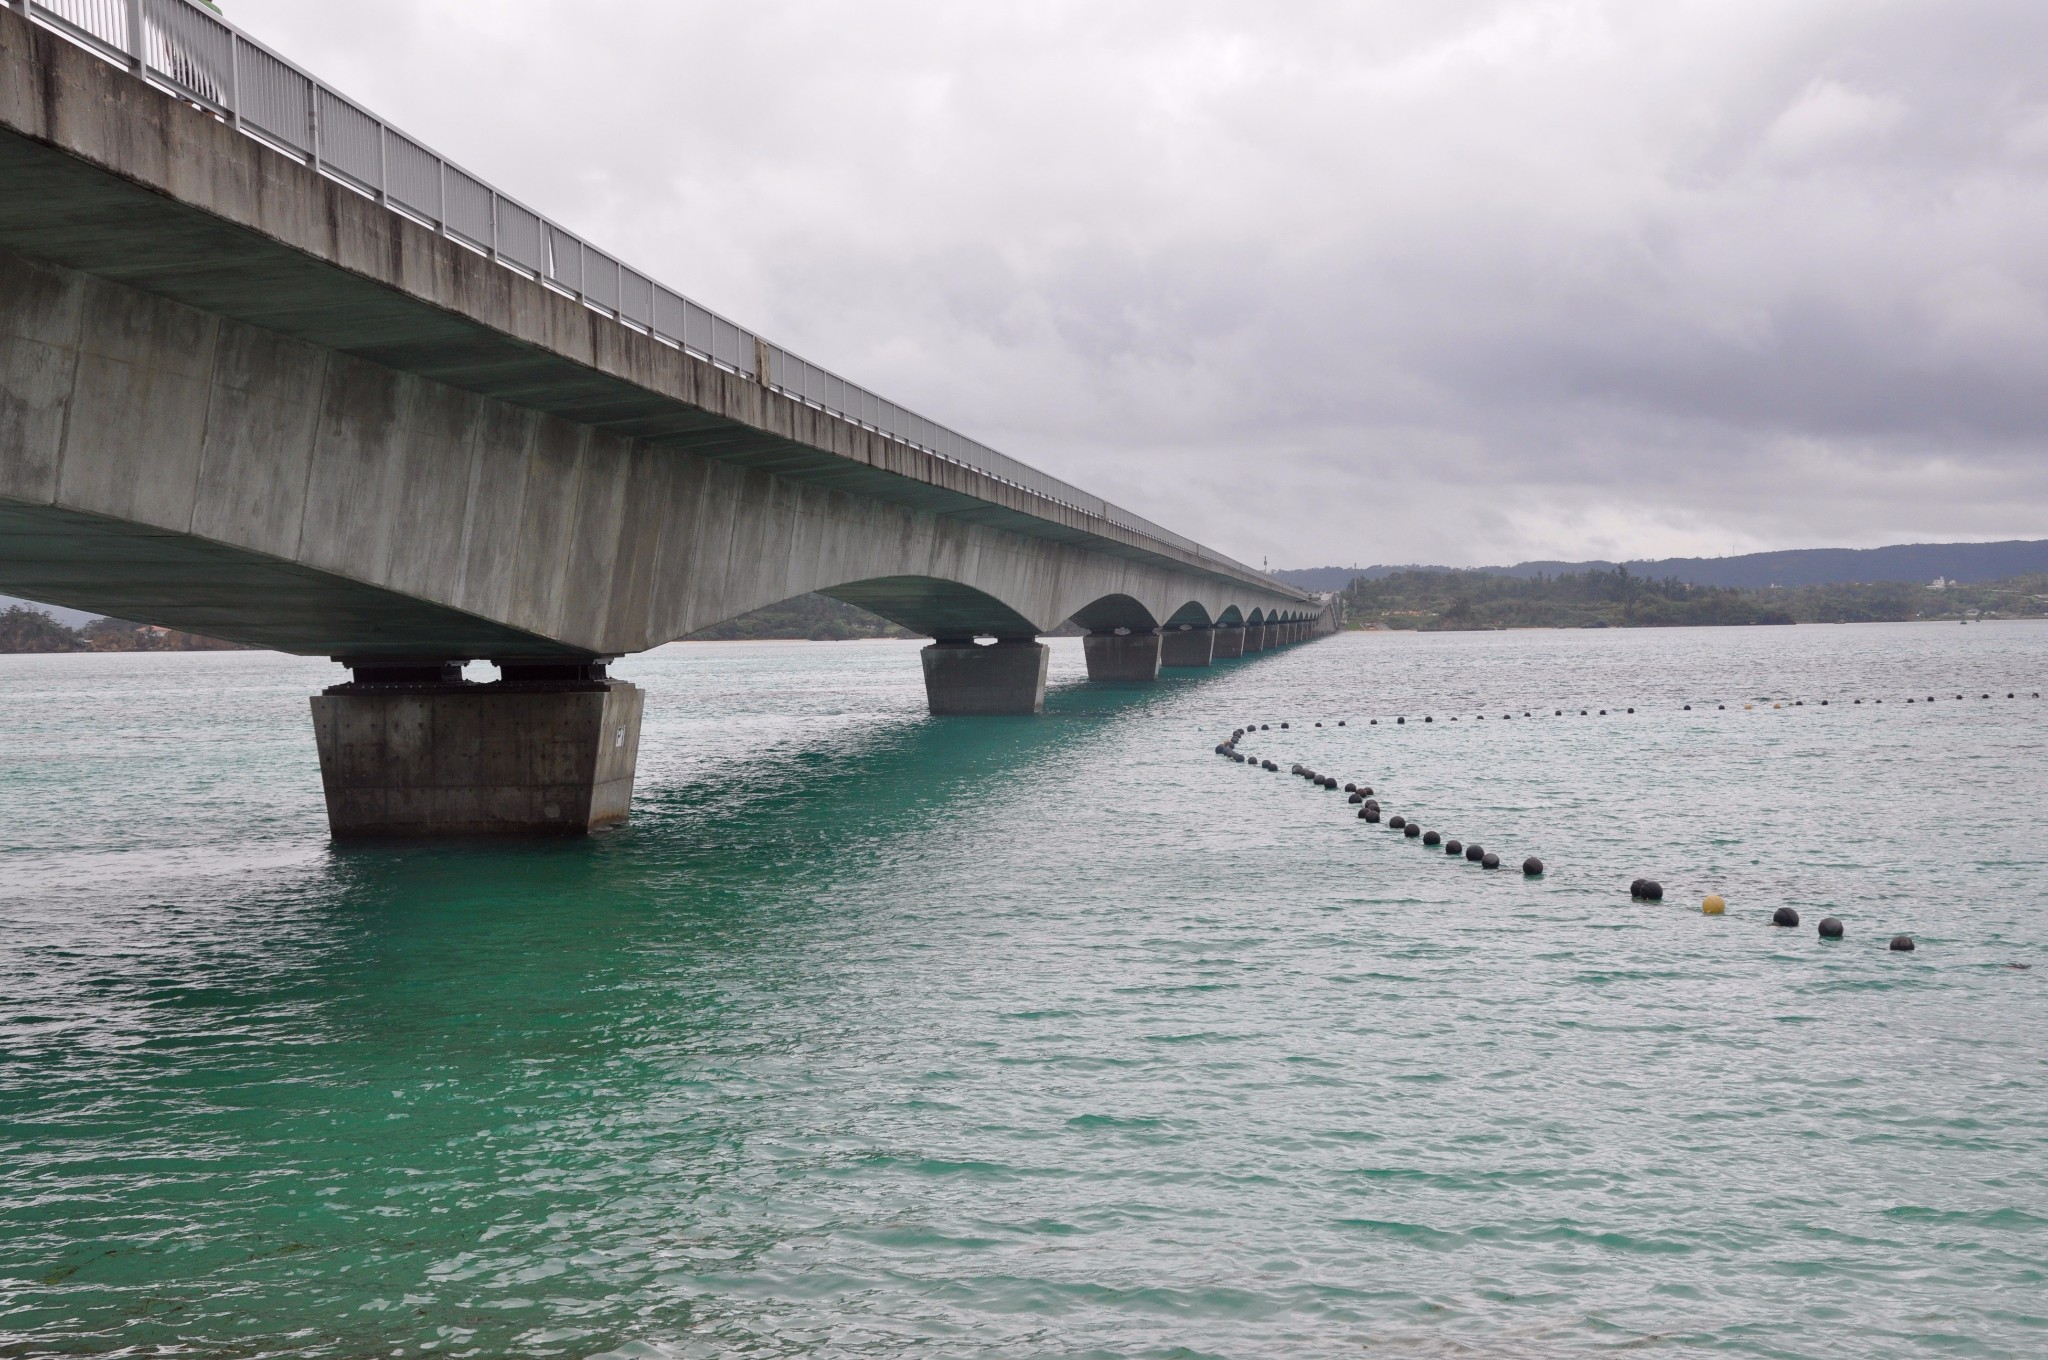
(1217, 691, 2040, 731)
(1212, 723, 1929, 950)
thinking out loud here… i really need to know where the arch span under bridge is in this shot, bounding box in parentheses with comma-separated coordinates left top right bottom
(0, 2, 1335, 836)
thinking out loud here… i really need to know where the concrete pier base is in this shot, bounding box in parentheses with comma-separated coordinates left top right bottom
(1083, 630, 1163, 681)
(921, 639, 1049, 714)
(1213, 626, 1246, 659)
(1159, 626, 1215, 667)
(1245, 624, 1267, 652)
(310, 667, 644, 837)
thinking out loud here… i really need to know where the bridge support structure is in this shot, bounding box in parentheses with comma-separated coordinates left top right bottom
(1083, 630, 1163, 681)
(1159, 625, 1215, 667)
(920, 639, 1050, 715)
(309, 662, 644, 837)
(1212, 626, 1246, 659)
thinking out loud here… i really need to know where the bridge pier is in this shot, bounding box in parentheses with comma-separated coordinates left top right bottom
(1083, 630, 1163, 681)
(1244, 624, 1267, 652)
(1212, 626, 1246, 659)
(309, 662, 644, 838)
(921, 639, 1049, 715)
(1159, 625, 1215, 667)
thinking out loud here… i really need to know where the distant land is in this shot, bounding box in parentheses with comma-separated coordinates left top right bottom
(1277, 539, 2048, 594)
(1337, 569, 2048, 631)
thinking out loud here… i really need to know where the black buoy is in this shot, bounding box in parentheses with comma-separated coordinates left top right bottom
(1482, 853, 1500, 869)
(1388, 815, 1406, 829)
(1580, 709, 1587, 716)
(1772, 906, 1800, 928)
(1818, 916, 1844, 939)
(1291, 764, 1303, 775)
(1261, 723, 1269, 730)
(1718, 704, 1725, 709)
(1821, 699, 1828, 705)
(1264, 760, 1278, 771)
(1444, 839, 1463, 856)
(1404, 823, 1422, 838)
(1684, 704, 1692, 710)
(1349, 793, 1363, 804)
(1599, 709, 1607, 715)
(1281, 722, 1290, 729)
(1339, 720, 1346, 726)
(1555, 710, 1562, 716)
(1315, 722, 1322, 727)
(1232, 753, 1245, 763)
(1627, 707, 1634, 713)
(1465, 844, 1484, 862)
(1643, 881, 1663, 901)
(1522, 857, 1543, 876)
(1397, 717, 1404, 725)
(1630, 878, 1647, 899)
(1360, 786, 1373, 797)
(1889, 934, 1916, 952)
(1422, 829, 1441, 846)
(1344, 782, 1356, 792)
(1424, 716, 1432, 723)
(1360, 808, 1380, 822)
(1370, 719, 1378, 725)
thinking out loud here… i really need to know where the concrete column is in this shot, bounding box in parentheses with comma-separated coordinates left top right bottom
(310, 662, 643, 838)
(1244, 623, 1266, 652)
(1083, 629, 1163, 681)
(921, 639, 1049, 714)
(1212, 625, 1246, 658)
(1159, 625, 1215, 667)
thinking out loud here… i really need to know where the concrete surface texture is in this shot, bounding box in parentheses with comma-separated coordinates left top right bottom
(0, 12, 1335, 661)
(310, 680, 645, 836)
(919, 641, 1053, 716)
(1159, 626, 1216, 667)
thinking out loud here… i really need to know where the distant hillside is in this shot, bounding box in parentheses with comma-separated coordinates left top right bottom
(1281, 539, 2048, 593)
(1340, 568, 2048, 631)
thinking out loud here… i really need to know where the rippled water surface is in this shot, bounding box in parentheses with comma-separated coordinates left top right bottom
(3, 624, 2046, 1357)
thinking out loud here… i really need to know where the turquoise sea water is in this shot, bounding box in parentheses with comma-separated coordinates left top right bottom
(2, 623, 2045, 1358)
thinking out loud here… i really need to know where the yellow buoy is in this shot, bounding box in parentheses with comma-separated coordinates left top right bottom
(1773, 703, 1782, 709)
(1702, 894, 1726, 915)
(1744, 703, 1753, 710)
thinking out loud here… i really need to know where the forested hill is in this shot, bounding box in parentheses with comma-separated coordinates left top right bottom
(1339, 568, 2048, 631)
(1281, 538, 2048, 594)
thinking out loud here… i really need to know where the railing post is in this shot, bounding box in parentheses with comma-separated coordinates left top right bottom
(227, 33, 241, 130)
(374, 122, 387, 203)
(435, 157, 445, 231)
(124, 0, 144, 73)
(487, 193, 499, 262)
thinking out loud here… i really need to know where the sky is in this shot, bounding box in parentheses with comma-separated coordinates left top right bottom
(226, 0, 2048, 570)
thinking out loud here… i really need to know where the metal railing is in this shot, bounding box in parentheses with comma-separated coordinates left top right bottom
(13, 0, 1299, 597)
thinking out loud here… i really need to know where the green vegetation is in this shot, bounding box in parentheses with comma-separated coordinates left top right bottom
(0, 607, 252, 653)
(1341, 569, 2048, 631)
(684, 593, 916, 642)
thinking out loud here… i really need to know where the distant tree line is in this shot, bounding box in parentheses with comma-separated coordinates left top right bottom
(1340, 568, 2048, 631)
(0, 607, 251, 653)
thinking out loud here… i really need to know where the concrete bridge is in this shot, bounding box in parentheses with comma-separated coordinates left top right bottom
(0, 0, 1334, 836)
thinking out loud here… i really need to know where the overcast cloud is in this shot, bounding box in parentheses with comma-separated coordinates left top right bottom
(231, 0, 2048, 568)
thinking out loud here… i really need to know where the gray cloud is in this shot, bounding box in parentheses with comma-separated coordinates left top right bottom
(232, 0, 2048, 567)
